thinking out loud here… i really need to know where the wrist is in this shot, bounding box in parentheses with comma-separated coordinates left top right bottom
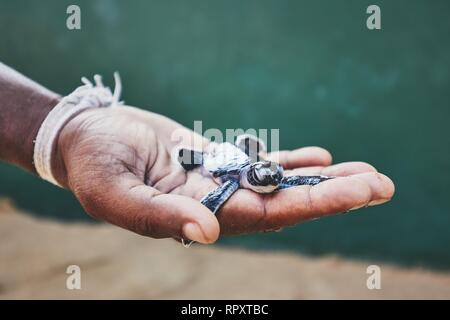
(0, 63, 61, 172)
(2, 91, 61, 173)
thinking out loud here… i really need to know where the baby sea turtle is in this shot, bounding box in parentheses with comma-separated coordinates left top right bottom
(177, 135, 333, 216)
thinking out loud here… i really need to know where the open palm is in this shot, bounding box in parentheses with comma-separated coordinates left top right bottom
(55, 106, 395, 244)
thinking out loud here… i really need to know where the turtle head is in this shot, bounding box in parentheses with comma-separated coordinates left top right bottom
(248, 161, 284, 190)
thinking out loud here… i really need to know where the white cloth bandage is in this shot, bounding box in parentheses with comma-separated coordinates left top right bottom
(33, 73, 123, 187)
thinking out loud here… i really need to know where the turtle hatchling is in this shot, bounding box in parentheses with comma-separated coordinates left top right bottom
(177, 134, 333, 216)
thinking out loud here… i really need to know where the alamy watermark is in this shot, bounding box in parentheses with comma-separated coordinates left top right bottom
(170, 120, 280, 165)
(66, 4, 381, 31)
(366, 5, 381, 30)
(366, 265, 381, 290)
(193, 120, 279, 151)
(66, 265, 82, 290)
(66, 5, 81, 30)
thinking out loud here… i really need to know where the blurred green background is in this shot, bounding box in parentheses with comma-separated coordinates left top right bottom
(1, 0, 449, 269)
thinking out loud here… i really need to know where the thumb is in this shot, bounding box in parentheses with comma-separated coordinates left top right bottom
(72, 172, 220, 244)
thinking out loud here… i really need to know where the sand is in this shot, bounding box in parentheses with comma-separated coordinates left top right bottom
(1, 198, 449, 299)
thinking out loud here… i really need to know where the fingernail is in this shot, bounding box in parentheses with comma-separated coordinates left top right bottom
(349, 204, 366, 211)
(182, 223, 207, 244)
(368, 198, 390, 206)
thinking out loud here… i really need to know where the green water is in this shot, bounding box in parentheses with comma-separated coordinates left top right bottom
(1, 0, 449, 269)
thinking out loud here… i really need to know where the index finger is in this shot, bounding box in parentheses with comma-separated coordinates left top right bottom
(265, 147, 332, 169)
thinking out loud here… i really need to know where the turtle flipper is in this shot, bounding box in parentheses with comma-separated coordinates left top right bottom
(201, 178, 240, 214)
(177, 148, 204, 171)
(181, 178, 240, 248)
(235, 134, 266, 162)
(278, 175, 333, 189)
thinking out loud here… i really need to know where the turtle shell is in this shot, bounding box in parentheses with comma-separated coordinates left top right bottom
(202, 142, 251, 180)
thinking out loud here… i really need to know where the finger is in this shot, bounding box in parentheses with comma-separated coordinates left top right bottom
(73, 171, 220, 244)
(321, 162, 377, 176)
(265, 147, 332, 169)
(262, 171, 395, 227)
(286, 161, 378, 176)
(351, 172, 396, 207)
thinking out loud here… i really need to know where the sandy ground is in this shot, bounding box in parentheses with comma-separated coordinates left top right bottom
(1, 199, 449, 300)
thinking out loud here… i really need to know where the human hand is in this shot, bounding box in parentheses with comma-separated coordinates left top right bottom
(54, 106, 395, 244)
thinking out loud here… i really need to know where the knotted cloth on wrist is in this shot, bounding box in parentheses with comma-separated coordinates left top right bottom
(33, 73, 122, 187)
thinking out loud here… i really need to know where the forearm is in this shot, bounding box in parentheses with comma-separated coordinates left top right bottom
(0, 62, 60, 173)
